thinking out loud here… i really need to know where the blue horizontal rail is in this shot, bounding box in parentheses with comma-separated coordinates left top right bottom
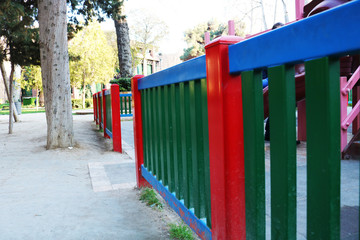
(99, 92, 102, 97)
(104, 90, 110, 96)
(120, 93, 132, 97)
(138, 56, 206, 90)
(141, 165, 212, 239)
(121, 114, 133, 117)
(229, 0, 360, 74)
(105, 128, 113, 138)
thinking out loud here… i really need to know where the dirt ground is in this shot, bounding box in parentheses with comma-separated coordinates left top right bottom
(0, 113, 190, 240)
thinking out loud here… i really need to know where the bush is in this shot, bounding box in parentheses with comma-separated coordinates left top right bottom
(72, 99, 82, 108)
(110, 71, 132, 91)
(71, 99, 93, 109)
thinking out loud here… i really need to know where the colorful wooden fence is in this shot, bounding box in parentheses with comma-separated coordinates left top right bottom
(131, 1, 360, 239)
(132, 56, 212, 238)
(120, 93, 133, 117)
(93, 84, 131, 153)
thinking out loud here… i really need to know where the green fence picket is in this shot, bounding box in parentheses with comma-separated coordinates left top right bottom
(241, 70, 265, 240)
(140, 79, 211, 227)
(106, 94, 112, 132)
(305, 57, 340, 240)
(268, 65, 296, 239)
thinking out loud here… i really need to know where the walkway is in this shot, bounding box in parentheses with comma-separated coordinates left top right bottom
(0, 113, 173, 240)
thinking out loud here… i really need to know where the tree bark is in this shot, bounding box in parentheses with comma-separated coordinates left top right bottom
(281, 0, 290, 23)
(0, 61, 19, 122)
(35, 88, 39, 111)
(82, 78, 86, 109)
(114, 17, 132, 77)
(259, 0, 268, 30)
(8, 63, 14, 134)
(38, 0, 74, 149)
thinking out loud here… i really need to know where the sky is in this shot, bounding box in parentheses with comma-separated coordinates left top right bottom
(101, 0, 297, 55)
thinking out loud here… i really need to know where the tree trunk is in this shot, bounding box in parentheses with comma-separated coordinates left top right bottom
(82, 79, 86, 109)
(259, 0, 268, 30)
(38, 0, 74, 149)
(8, 63, 14, 134)
(35, 88, 39, 111)
(281, 0, 290, 23)
(114, 17, 132, 77)
(0, 61, 19, 122)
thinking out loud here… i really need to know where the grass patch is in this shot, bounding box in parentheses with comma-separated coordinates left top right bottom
(0, 109, 46, 115)
(139, 187, 163, 209)
(169, 223, 194, 240)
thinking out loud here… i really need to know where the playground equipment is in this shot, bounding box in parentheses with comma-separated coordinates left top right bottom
(128, 1, 360, 239)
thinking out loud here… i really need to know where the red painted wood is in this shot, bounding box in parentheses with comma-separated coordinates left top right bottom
(111, 84, 122, 153)
(102, 89, 110, 139)
(205, 36, 246, 240)
(353, 86, 360, 134)
(298, 99, 307, 141)
(97, 92, 102, 129)
(93, 94, 97, 123)
(132, 75, 150, 188)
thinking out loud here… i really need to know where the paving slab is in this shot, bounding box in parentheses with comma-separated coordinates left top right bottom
(0, 113, 173, 240)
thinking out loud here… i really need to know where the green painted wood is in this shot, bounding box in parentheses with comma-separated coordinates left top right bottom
(164, 85, 175, 192)
(152, 87, 159, 177)
(189, 80, 200, 216)
(141, 90, 148, 168)
(147, 88, 154, 172)
(124, 96, 127, 114)
(129, 97, 132, 114)
(195, 79, 207, 220)
(268, 65, 296, 239)
(171, 84, 184, 200)
(305, 57, 340, 240)
(159, 86, 167, 186)
(156, 86, 165, 182)
(200, 78, 211, 227)
(100, 96, 103, 127)
(106, 94, 112, 132)
(120, 96, 123, 114)
(179, 82, 191, 208)
(241, 70, 265, 240)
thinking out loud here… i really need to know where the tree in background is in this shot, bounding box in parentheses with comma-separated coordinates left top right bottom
(129, 10, 168, 74)
(19, 65, 42, 111)
(180, 19, 246, 61)
(69, 22, 116, 108)
(113, 7, 133, 78)
(37, 0, 124, 149)
(0, 0, 40, 133)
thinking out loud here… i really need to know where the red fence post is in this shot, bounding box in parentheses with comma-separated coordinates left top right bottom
(132, 75, 150, 188)
(111, 84, 122, 153)
(98, 92, 102, 129)
(102, 89, 110, 138)
(93, 94, 97, 123)
(205, 36, 246, 239)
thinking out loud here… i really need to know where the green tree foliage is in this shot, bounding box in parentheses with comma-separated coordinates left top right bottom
(20, 66, 42, 92)
(0, 0, 40, 66)
(69, 22, 116, 108)
(180, 19, 246, 61)
(19, 65, 42, 110)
